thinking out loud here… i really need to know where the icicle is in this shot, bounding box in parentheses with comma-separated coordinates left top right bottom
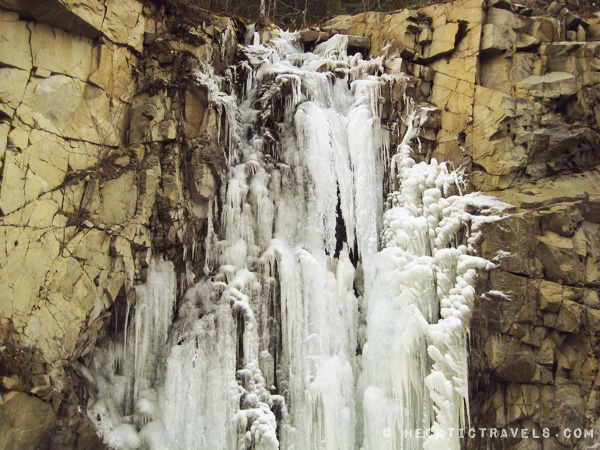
(86, 26, 513, 450)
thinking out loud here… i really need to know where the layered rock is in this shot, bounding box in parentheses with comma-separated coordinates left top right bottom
(321, 1, 600, 449)
(0, 1, 238, 448)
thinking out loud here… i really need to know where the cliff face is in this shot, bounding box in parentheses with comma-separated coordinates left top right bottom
(0, 0, 599, 449)
(322, 2, 600, 448)
(0, 1, 237, 447)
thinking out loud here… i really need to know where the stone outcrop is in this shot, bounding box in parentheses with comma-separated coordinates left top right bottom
(0, 392, 56, 450)
(322, 2, 600, 449)
(468, 169, 600, 449)
(0, 1, 237, 448)
(323, 0, 600, 189)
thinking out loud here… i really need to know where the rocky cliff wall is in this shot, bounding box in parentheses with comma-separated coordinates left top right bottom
(0, 1, 238, 447)
(0, 0, 599, 449)
(321, 1, 600, 448)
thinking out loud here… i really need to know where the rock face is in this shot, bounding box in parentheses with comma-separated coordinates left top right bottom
(0, 0, 599, 449)
(0, 392, 56, 450)
(0, 0, 236, 448)
(321, 2, 600, 448)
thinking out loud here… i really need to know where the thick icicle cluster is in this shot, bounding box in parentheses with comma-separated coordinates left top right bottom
(85, 25, 511, 450)
(361, 104, 510, 450)
(206, 30, 394, 450)
(85, 259, 177, 450)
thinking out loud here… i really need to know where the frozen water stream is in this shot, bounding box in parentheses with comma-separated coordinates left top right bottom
(86, 27, 510, 450)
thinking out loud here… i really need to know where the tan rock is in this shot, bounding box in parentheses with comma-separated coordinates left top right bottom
(23, 287, 90, 360)
(66, 140, 104, 172)
(515, 325, 544, 347)
(496, 169, 600, 209)
(347, 35, 371, 52)
(507, 384, 540, 422)
(27, 197, 62, 229)
(516, 33, 539, 50)
(536, 232, 585, 285)
(425, 22, 459, 60)
(0, 392, 56, 450)
(539, 280, 563, 313)
(102, 0, 145, 52)
(487, 7, 529, 31)
(485, 333, 509, 370)
(576, 222, 600, 284)
(106, 271, 127, 302)
(129, 93, 175, 144)
(159, 119, 177, 140)
(443, 0, 485, 24)
(189, 162, 218, 219)
(555, 300, 582, 333)
(0, 226, 61, 329)
(98, 171, 138, 225)
(298, 29, 319, 44)
(516, 72, 578, 99)
(536, 338, 554, 365)
(418, 27, 433, 45)
(529, 17, 561, 42)
(557, 342, 579, 369)
(481, 23, 515, 53)
(34, 67, 52, 78)
(0, 150, 29, 215)
(493, 339, 537, 382)
(1, 375, 20, 390)
(581, 289, 600, 310)
(57, 0, 106, 34)
(66, 229, 111, 274)
(587, 308, 600, 332)
(489, 388, 507, 428)
(480, 53, 511, 92)
(170, 39, 214, 63)
(0, 10, 19, 21)
(479, 214, 543, 277)
(30, 374, 52, 398)
(122, 223, 152, 249)
(540, 42, 600, 77)
(513, 53, 539, 81)
(7, 123, 30, 151)
(588, 17, 600, 40)
(134, 155, 161, 223)
(16, 75, 127, 146)
(0, 68, 29, 117)
(0, 122, 8, 163)
(41, 257, 105, 335)
(30, 21, 94, 81)
(114, 156, 130, 168)
(472, 93, 531, 177)
(538, 203, 583, 237)
(0, 18, 32, 71)
(532, 386, 582, 444)
(0, 129, 69, 215)
(88, 41, 137, 102)
(110, 235, 136, 289)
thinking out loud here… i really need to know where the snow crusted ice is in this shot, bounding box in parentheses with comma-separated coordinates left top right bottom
(86, 26, 511, 450)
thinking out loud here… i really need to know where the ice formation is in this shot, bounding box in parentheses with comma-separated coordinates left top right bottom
(86, 25, 511, 450)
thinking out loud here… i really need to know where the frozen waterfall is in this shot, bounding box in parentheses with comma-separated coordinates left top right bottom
(86, 27, 510, 450)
